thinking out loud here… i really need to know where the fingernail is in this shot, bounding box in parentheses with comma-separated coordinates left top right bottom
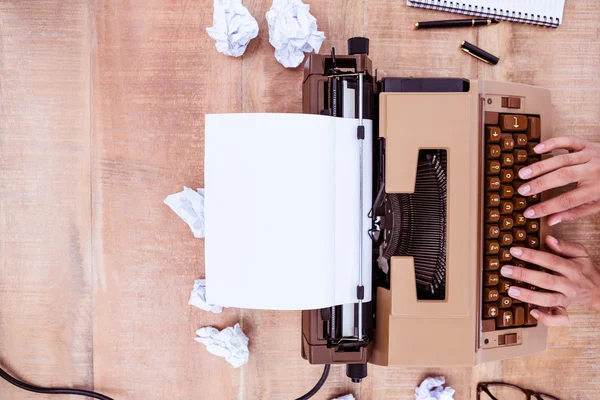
(508, 287, 521, 298)
(510, 247, 523, 256)
(501, 266, 513, 277)
(524, 209, 535, 218)
(530, 309, 540, 319)
(519, 184, 531, 195)
(548, 235, 559, 245)
(534, 144, 545, 153)
(519, 168, 532, 178)
(549, 218, 562, 226)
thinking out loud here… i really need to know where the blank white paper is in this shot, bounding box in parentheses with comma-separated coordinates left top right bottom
(204, 113, 372, 310)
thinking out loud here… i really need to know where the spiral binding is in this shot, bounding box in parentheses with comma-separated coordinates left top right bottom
(407, 0, 560, 28)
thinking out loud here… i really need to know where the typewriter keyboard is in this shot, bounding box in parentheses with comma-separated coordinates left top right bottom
(482, 113, 541, 332)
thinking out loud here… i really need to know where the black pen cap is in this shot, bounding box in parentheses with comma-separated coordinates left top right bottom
(461, 41, 499, 65)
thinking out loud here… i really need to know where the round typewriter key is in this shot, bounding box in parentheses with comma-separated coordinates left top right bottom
(527, 236, 539, 248)
(500, 185, 514, 199)
(501, 153, 514, 167)
(484, 272, 500, 286)
(512, 228, 527, 241)
(500, 233, 513, 246)
(514, 197, 527, 210)
(486, 193, 501, 207)
(513, 213, 526, 226)
(486, 209, 501, 223)
(484, 288, 499, 302)
(486, 160, 501, 175)
(515, 134, 528, 147)
(499, 295, 513, 309)
(499, 279, 511, 293)
(513, 149, 528, 163)
(485, 256, 500, 271)
(485, 225, 500, 239)
(485, 240, 500, 255)
(500, 216, 514, 230)
(500, 249, 512, 261)
(501, 201, 514, 214)
(500, 169, 514, 183)
(526, 142, 537, 156)
(528, 193, 540, 203)
(515, 261, 526, 268)
(483, 304, 499, 318)
(497, 310, 513, 327)
(526, 221, 539, 233)
(501, 134, 515, 150)
(486, 144, 501, 159)
(486, 177, 501, 191)
(486, 126, 502, 143)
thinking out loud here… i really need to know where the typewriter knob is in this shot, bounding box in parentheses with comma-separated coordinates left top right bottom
(346, 363, 368, 383)
(348, 37, 369, 55)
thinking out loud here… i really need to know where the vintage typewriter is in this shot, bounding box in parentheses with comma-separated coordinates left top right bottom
(301, 37, 552, 382)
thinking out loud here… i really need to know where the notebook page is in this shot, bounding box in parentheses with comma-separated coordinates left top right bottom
(205, 113, 372, 310)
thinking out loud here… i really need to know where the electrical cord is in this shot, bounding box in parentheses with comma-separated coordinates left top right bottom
(295, 364, 331, 400)
(0, 364, 113, 400)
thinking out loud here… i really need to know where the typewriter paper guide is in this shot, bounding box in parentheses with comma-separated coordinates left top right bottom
(204, 113, 373, 310)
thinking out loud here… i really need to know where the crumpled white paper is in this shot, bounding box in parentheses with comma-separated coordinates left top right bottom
(266, 0, 326, 68)
(189, 279, 223, 313)
(333, 395, 355, 400)
(206, 0, 259, 57)
(195, 323, 250, 368)
(415, 376, 455, 400)
(164, 187, 205, 238)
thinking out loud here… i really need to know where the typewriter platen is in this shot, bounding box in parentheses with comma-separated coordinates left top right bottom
(301, 37, 552, 381)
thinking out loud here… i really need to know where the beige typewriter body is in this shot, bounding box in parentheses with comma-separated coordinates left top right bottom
(372, 78, 552, 366)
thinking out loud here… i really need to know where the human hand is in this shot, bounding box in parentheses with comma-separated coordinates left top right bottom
(499, 235, 600, 326)
(516, 136, 600, 226)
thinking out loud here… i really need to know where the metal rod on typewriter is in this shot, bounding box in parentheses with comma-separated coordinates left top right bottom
(357, 72, 364, 340)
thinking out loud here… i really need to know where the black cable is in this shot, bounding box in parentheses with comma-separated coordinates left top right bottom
(0, 364, 113, 400)
(295, 364, 331, 400)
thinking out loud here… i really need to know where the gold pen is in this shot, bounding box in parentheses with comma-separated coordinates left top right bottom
(460, 41, 499, 65)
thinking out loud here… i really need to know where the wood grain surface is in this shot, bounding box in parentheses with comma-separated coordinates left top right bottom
(1, 1, 599, 399)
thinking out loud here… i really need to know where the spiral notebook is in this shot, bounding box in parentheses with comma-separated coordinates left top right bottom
(407, 1, 566, 27)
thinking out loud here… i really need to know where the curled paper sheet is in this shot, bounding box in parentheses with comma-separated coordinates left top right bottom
(333, 395, 356, 400)
(189, 279, 223, 313)
(414, 376, 455, 400)
(266, 0, 326, 68)
(164, 187, 205, 238)
(206, 0, 259, 57)
(195, 323, 250, 368)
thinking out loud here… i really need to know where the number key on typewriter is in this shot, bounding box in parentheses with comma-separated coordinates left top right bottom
(487, 144, 501, 159)
(527, 116, 541, 140)
(526, 220, 539, 233)
(512, 305, 525, 326)
(499, 295, 512, 309)
(484, 272, 500, 286)
(485, 240, 500, 255)
(501, 134, 515, 150)
(514, 196, 527, 210)
(500, 169, 514, 183)
(513, 228, 527, 241)
(515, 134, 528, 147)
(500, 216, 513, 230)
(486, 126, 501, 143)
(527, 236, 539, 248)
(499, 280, 511, 293)
(486, 160, 501, 174)
(486, 193, 501, 207)
(501, 153, 514, 167)
(513, 149, 528, 163)
(485, 256, 500, 271)
(500, 233, 513, 246)
(483, 304, 499, 318)
(484, 288, 499, 302)
(501, 201, 514, 214)
(514, 213, 526, 226)
(497, 310, 514, 327)
(499, 115, 527, 132)
(486, 209, 500, 223)
(486, 225, 500, 239)
(501, 185, 514, 199)
(486, 177, 501, 191)
(500, 248, 512, 262)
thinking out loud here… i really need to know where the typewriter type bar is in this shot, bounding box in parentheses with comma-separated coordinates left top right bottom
(301, 38, 374, 383)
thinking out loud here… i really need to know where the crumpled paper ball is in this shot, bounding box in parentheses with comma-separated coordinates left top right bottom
(195, 323, 250, 368)
(414, 376, 455, 400)
(206, 0, 259, 57)
(188, 279, 223, 313)
(266, 0, 326, 68)
(164, 187, 205, 238)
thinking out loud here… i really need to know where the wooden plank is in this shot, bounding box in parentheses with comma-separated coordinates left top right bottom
(0, 1, 92, 399)
(91, 0, 242, 398)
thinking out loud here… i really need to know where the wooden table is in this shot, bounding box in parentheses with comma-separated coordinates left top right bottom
(1, 1, 599, 399)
